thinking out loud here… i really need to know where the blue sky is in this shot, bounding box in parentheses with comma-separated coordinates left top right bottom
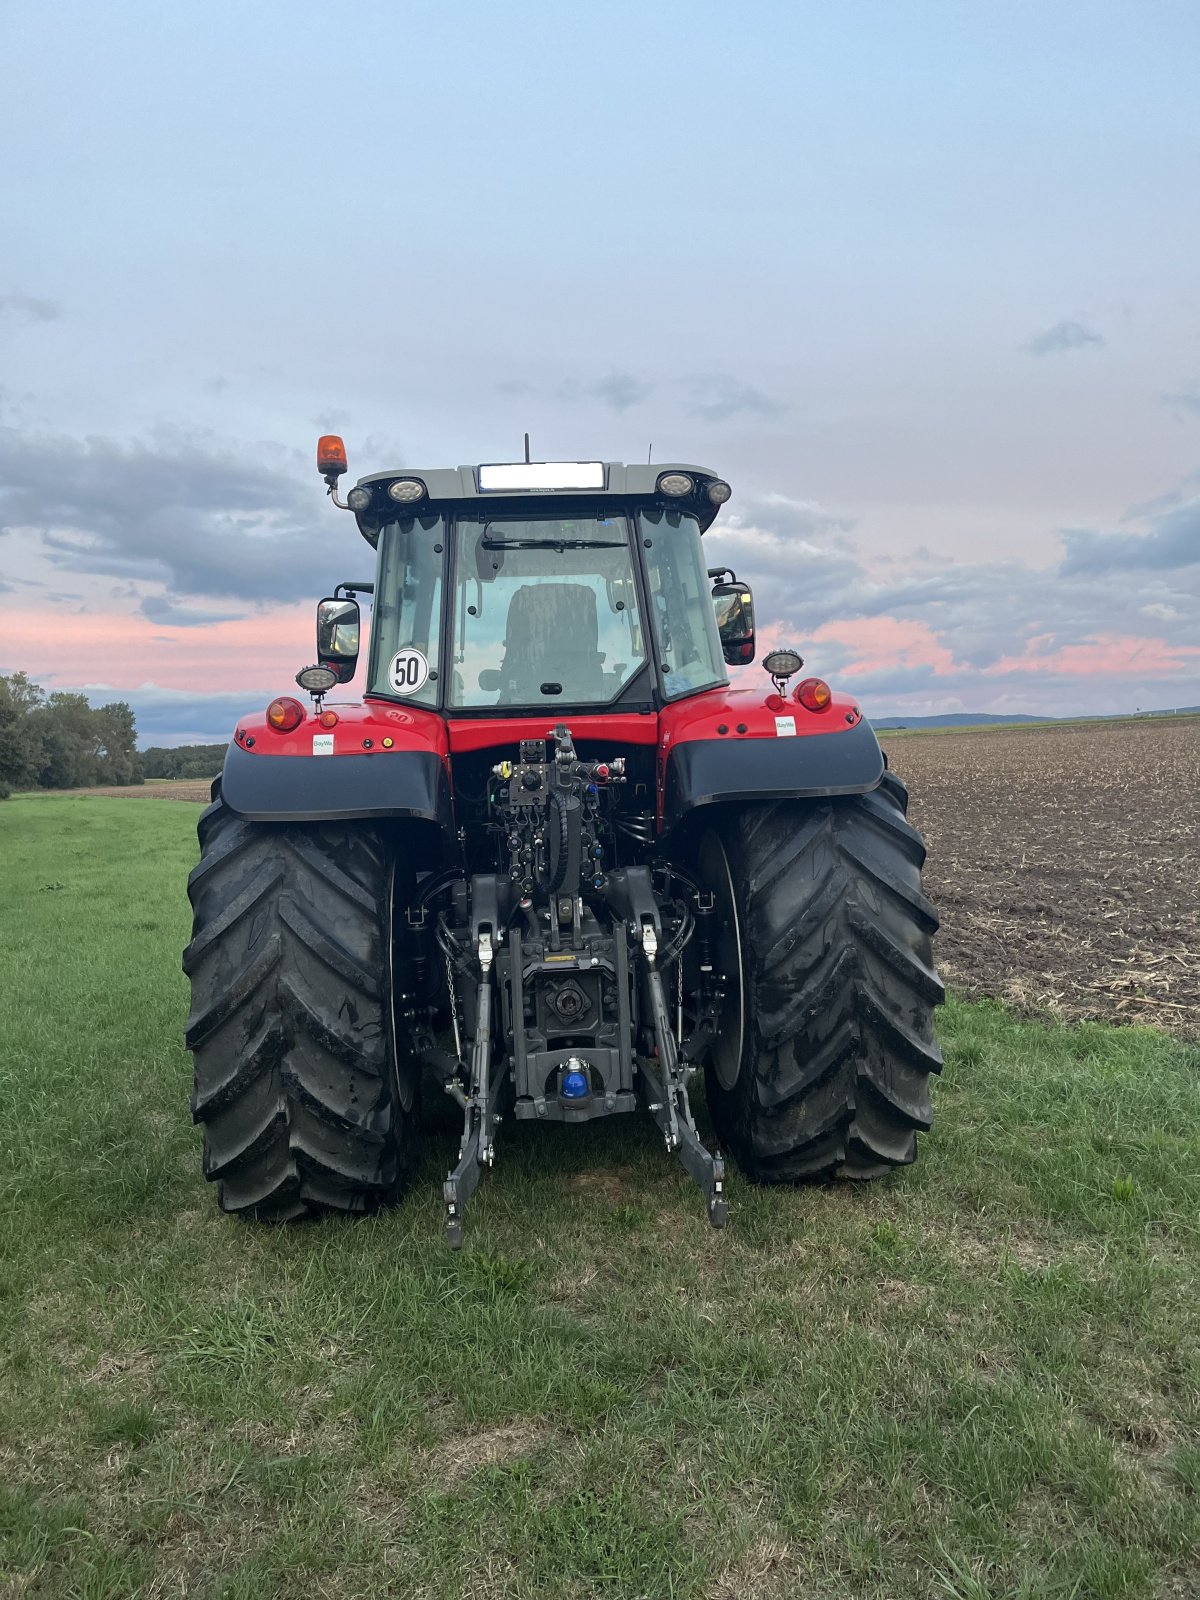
(2, 0, 1198, 740)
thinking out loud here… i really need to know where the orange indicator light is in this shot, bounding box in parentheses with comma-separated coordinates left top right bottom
(795, 678, 832, 712)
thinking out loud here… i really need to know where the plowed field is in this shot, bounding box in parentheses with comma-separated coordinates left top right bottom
(41, 780, 216, 803)
(886, 717, 1200, 1037)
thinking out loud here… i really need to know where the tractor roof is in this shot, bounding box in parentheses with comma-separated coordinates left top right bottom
(347, 461, 729, 543)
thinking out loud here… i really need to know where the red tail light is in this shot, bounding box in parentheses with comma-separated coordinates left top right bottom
(266, 696, 305, 733)
(317, 709, 339, 728)
(795, 678, 832, 712)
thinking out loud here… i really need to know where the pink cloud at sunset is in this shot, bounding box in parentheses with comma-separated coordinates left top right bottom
(985, 634, 1200, 679)
(6, 605, 311, 694)
(809, 617, 962, 678)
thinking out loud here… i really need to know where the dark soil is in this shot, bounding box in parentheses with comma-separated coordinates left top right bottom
(887, 717, 1200, 1038)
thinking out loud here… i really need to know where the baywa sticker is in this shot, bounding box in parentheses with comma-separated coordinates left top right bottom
(774, 715, 797, 737)
(389, 648, 429, 695)
(312, 733, 335, 756)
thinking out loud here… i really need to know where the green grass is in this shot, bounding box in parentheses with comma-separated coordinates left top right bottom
(1, 795, 1198, 1600)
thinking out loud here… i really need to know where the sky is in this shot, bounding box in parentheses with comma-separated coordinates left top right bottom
(1, 0, 1198, 743)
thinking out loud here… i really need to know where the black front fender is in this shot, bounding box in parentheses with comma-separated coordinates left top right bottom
(220, 741, 454, 831)
(662, 716, 885, 831)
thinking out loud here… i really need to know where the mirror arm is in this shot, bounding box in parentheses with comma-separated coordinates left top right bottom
(335, 581, 374, 598)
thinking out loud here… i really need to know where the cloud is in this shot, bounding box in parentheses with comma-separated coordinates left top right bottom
(501, 370, 782, 422)
(1161, 384, 1200, 419)
(1025, 319, 1105, 356)
(0, 290, 62, 323)
(0, 604, 312, 697)
(811, 617, 960, 678)
(0, 423, 345, 603)
(359, 432, 406, 470)
(736, 493, 856, 543)
(1059, 494, 1200, 575)
(78, 683, 276, 746)
(1140, 602, 1184, 621)
(686, 374, 787, 422)
(558, 371, 654, 412)
(140, 595, 246, 627)
(703, 474, 1200, 715)
(985, 633, 1200, 678)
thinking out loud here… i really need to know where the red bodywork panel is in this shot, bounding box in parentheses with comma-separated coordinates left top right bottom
(236, 688, 860, 758)
(232, 687, 867, 832)
(234, 700, 449, 760)
(658, 685, 862, 749)
(446, 711, 660, 753)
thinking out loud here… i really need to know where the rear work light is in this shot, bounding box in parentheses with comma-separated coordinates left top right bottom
(266, 696, 305, 733)
(657, 472, 694, 497)
(795, 678, 832, 712)
(707, 479, 732, 505)
(387, 478, 426, 504)
(346, 486, 372, 511)
(295, 664, 339, 695)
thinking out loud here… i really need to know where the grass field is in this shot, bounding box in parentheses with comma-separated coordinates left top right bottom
(2, 796, 1198, 1599)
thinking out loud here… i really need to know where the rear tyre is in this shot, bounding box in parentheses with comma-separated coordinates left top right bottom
(702, 771, 943, 1181)
(183, 779, 418, 1219)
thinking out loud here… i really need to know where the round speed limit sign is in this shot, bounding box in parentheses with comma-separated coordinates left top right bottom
(388, 648, 429, 695)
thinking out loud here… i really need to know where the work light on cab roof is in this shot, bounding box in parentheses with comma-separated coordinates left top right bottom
(179, 430, 943, 1249)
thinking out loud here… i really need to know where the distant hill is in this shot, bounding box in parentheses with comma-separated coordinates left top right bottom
(871, 713, 1044, 729)
(871, 708, 1200, 730)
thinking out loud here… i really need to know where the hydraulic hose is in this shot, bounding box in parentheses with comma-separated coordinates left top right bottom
(546, 789, 570, 893)
(658, 900, 695, 970)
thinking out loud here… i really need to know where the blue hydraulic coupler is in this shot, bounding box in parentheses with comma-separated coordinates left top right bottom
(561, 1063, 590, 1100)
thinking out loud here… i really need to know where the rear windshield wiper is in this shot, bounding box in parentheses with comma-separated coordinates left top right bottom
(481, 537, 628, 551)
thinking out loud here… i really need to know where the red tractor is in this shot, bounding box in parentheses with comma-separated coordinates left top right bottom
(184, 441, 942, 1244)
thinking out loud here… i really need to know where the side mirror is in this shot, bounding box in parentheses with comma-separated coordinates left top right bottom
(711, 581, 756, 666)
(317, 597, 361, 685)
(478, 668, 502, 692)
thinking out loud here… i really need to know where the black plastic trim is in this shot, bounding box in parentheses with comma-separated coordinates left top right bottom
(221, 741, 453, 829)
(662, 717, 885, 830)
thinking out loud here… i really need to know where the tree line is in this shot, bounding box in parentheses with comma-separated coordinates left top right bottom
(0, 672, 141, 797)
(140, 743, 227, 780)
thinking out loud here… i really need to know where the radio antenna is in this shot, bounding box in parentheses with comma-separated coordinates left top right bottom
(647, 442, 653, 463)
(524, 432, 531, 463)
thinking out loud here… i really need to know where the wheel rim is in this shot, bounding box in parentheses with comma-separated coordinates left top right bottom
(698, 831, 745, 1091)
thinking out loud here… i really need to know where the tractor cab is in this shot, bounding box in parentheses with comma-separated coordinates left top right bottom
(312, 441, 754, 715)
